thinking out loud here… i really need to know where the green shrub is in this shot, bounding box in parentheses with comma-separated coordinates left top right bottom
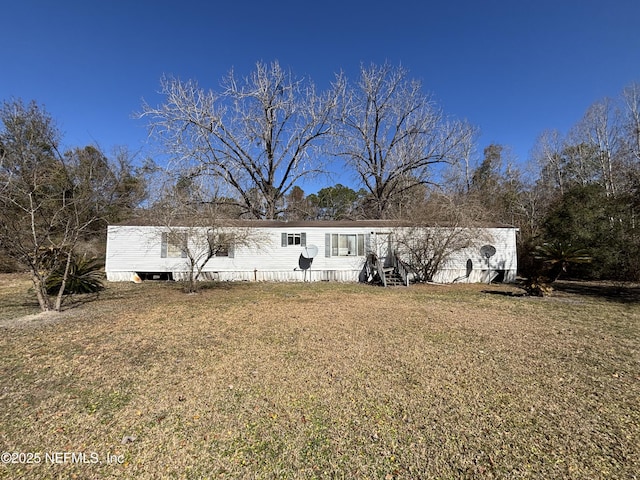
(46, 255, 104, 295)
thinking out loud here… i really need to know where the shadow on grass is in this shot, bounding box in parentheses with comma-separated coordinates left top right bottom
(482, 289, 527, 298)
(483, 280, 640, 304)
(551, 280, 640, 304)
(59, 292, 103, 310)
(133, 279, 250, 294)
(196, 281, 240, 292)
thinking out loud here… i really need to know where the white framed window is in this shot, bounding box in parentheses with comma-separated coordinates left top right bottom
(161, 231, 188, 258)
(326, 233, 365, 257)
(281, 232, 306, 247)
(212, 233, 233, 257)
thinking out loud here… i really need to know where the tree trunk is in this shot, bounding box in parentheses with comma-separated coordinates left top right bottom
(32, 273, 52, 312)
(54, 251, 74, 311)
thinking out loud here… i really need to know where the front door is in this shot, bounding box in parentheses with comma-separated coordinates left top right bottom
(374, 232, 392, 267)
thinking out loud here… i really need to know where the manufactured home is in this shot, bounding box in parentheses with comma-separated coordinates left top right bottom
(105, 220, 518, 285)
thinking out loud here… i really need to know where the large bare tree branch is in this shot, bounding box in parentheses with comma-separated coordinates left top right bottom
(334, 63, 475, 218)
(141, 61, 339, 219)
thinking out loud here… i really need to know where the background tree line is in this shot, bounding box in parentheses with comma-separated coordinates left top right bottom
(2, 62, 640, 311)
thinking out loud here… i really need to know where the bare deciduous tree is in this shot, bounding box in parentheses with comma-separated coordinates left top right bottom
(141, 61, 339, 219)
(532, 129, 568, 196)
(145, 172, 261, 293)
(572, 98, 622, 197)
(442, 127, 480, 196)
(622, 82, 640, 164)
(393, 194, 489, 282)
(334, 63, 476, 219)
(0, 100, 137, 311)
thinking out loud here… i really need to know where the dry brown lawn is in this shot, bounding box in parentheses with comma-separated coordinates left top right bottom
(0, 275, 638, 479)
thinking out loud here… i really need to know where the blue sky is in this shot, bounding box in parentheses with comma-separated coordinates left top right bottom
(2, 0, 639, 193)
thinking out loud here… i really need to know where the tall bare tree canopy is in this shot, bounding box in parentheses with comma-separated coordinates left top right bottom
(334, 63, 476, 219)
(141, 61, 339, 219)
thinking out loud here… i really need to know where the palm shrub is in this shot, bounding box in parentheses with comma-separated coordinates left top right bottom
(533, 241, 592, 282)
(46, 254, 104, 295)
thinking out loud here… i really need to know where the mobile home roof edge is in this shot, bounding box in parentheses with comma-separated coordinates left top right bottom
(110, 218, 517, 229)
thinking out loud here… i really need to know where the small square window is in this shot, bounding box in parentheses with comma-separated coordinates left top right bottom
(282, 232, 306, 247)
(288, 233, 301, 246)
(208, 232, 232, 257)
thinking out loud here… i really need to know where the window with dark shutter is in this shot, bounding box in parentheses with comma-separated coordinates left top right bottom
(282, 233, 305, 246)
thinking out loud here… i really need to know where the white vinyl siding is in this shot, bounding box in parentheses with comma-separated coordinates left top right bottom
(106, 224, 518, 284)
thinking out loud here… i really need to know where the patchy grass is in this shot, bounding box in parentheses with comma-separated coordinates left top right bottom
(0, 275, 638, 479)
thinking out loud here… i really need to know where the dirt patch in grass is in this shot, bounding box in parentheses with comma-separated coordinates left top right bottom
(0, 275, 638, 479)
(0, 310, 68, 329)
